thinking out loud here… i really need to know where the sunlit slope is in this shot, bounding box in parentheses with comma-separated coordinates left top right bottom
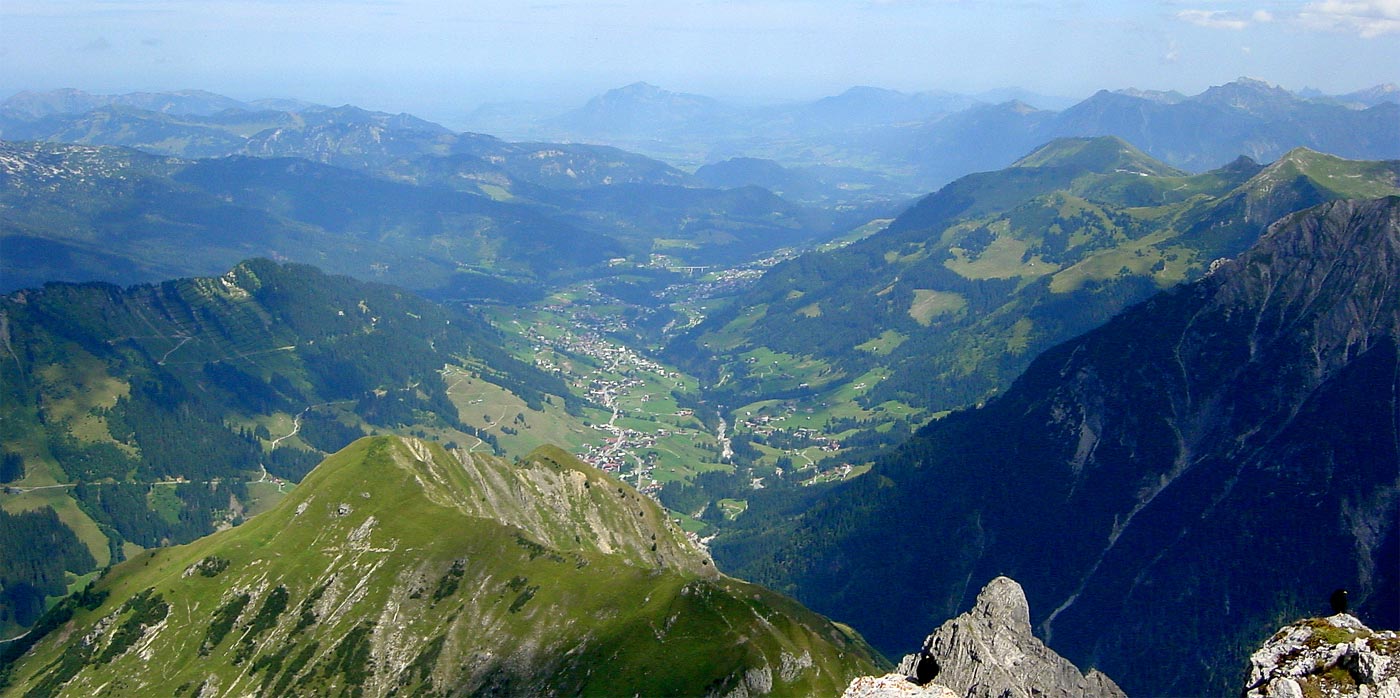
(1, 436, 883, 697)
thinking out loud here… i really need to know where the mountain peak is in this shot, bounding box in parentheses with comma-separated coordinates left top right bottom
(1231, 76, 1275, 88)
(596, 81, 706, 104)
(836, 85, 907, 99)
(557, 82, 731, 137)
(970, 576, 1032, 628)
(1112, 87, 1187, 104)
(1195, 77, 1302, 113)
(1011, 99, 1042, 114)
(612, 81, 665, 95)
(1241, 148, 1400, 201)
(842, 576, 1125, 698)
(1010, 136, 1182, 176)
(288, 436, 713, 574)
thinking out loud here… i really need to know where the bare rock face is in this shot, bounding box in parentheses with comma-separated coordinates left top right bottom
(842, 674, 959, 698)
(843, 577, 1125, 698)
(1244, 614, 1400, 698)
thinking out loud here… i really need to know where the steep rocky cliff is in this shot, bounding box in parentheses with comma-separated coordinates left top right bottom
(733, 196, 1400, 695)
(0, 436, 883, 696)
(842, 577, 1124, 698)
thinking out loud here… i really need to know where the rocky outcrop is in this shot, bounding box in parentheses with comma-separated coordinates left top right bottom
(1244, 614, 1400, 698)
(843, 577, 1125, 698)
(843, 674, 958, 698)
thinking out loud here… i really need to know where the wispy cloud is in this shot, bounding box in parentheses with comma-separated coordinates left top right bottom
(1176, 9, 1251, 30)
(1299, 0, 1400, 37)
(1175, 3, 1399, 36)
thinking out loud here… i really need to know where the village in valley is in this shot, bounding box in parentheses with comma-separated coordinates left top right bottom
(445, 253, 885, 530)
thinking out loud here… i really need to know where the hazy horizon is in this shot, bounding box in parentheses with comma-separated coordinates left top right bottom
(2, 0, 1397, 124)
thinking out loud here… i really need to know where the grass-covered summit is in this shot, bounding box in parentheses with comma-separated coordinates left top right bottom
(0, 436, 884, 696)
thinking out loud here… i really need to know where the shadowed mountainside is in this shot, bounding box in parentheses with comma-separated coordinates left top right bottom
(716, 197, 1400, 696)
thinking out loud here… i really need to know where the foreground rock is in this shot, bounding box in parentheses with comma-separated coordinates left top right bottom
(1244, 614, 1400, 697)
(843, 577, 1124, 698)
(843, 674, 958, 697)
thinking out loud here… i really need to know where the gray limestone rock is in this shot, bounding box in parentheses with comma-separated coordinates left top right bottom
(1244, 613, 1400, 698)
(844, 577, 1125, 698)
(894, 577, 1125, 698)
(843, 674, 959, 698)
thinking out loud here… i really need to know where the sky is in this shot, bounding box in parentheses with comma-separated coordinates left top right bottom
(2, 0, 1397, 121)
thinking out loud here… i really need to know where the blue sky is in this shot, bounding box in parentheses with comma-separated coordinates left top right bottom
(2, 0, 1397, 119)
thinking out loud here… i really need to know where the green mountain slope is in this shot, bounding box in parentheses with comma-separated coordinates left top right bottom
(0, 436, 883, 696)
(670, 139, 1400, 421)
(0, 259, 574, 635)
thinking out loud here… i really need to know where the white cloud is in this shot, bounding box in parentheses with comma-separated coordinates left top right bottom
(1300, 0, 1400, 36)
(1177, 9, 1250, 29)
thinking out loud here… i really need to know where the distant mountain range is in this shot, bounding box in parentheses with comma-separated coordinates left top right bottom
(0, 136, 856, 296)
(0, 88, 321, 120)
(0, 140, 621, 295)
(464, 78, 1400, 194)
(0, 95, 689, 186)
(715, 195, 1400, 696)
(463, 82, 1062, 143)
(7, 79, 1395, 205)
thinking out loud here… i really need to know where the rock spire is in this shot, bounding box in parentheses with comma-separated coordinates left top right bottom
(842, 576, 1125, 698)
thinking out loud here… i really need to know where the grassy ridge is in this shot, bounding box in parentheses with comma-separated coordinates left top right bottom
(2, 436, 885, 696)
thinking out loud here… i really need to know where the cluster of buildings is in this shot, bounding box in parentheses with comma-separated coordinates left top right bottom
(737, 405, 844, 457)
(521, 319, 686, 494)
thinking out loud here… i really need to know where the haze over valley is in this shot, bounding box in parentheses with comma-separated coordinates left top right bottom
(2, 2, 1399, 696)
